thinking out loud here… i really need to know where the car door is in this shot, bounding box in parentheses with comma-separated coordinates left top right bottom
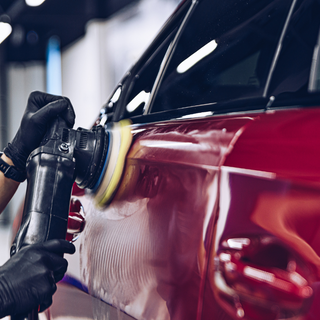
(210, 1, 320, 320)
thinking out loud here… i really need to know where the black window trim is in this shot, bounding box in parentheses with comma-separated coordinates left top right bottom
(308, 27, 320, 92)
(144, 0, 300, 117)
(143, 0, 198, 115)
(113, 0, 316, 124)
(129, 96, 269, 125)
(263, 0, 298, 97)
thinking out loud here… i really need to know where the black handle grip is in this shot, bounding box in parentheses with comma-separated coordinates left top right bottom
(9, 118, 107, 320)
(10, 117, 76, 320)
(11, 117, 76, 255)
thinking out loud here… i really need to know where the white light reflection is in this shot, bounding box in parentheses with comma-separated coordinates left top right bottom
(214, 170, 231, 252)
(177, 40, 217, 74)
(25, 0, 45, 6)
(0, 22, 12, 44)
(131, 128, 146, 134)
(289, 272, 307, 287)
(126, 91, 150, 113)
(222, 166, 276, 179)
(111, 87, 122, 103)
(223, 238, 250, 250)
(178, 111, 213, 120)
(225, 262, 237, 272)
(244, 266, 275, 283)
(219, 253, 231, 262)
(99, 114, 107, 126)
(140, 140, 193, 149)
(244, 266, 295, 293)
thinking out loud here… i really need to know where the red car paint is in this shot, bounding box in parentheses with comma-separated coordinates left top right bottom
(66, 198, 85, 242)
(48, 107, 320, 320)
(48, 108, 320, 320)
(78, 116, 254, 320)
(225, 108, 320, 183)
(216, 108, 320, 320)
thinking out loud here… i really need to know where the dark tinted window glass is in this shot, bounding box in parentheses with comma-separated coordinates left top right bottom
(151, 0, 292, 113)
(121, 2, 189, 119)
(122, 32, 176, 118)
(268, 0, 320, 98)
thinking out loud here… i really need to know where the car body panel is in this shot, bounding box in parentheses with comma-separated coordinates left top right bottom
(49, 107, 320, 320)
(76, 115, 255, 320)
(45, 281, 135, 320)
(225, 108, 320, 183)
(212, 107, 320, 320)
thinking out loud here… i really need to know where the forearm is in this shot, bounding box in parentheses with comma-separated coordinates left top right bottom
(0, 154, 19, 214)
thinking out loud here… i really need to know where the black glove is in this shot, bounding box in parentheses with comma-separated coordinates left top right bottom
(0, 239, 75, 318)
(4, 91, 75, 173)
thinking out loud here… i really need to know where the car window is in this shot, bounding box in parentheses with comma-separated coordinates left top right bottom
(121, 32, 177, 119)
(150, 0, 293, 113)
(267, 0, 320, 100)
(98, 85, 123, 125)
(119, 1, 190, 120)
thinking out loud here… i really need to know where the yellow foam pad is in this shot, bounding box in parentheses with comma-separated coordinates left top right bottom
(94, 119, 132, 207)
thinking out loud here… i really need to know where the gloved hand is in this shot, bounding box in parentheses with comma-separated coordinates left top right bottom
(4, 91, 75, 173)
(0, 239, 75, 318)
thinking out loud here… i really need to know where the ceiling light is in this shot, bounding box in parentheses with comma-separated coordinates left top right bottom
(25, 0, 46, 7)
(0, 22, 12, 44)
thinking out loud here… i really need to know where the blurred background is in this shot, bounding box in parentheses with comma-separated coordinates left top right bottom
(0, 0, 181, 264)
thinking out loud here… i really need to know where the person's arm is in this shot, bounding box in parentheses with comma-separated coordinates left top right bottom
(0, 154, 19, 214)
(0, 91, 75, 214)
(0, 91, 76, 317)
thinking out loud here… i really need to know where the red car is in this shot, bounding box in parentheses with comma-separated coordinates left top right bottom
(46, 0, 320, 319)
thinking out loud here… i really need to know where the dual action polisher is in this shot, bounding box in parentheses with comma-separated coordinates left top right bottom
(11, 116, 132, 320)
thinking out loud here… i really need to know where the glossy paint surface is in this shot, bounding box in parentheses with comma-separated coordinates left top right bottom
(66, 198, 85, 242)
(43, 282, 135, 320)
(52, 107, 320, 320)
(225, 108, 320, 183)
(67, 115, 255, 320)
(213, 108, 320, 320)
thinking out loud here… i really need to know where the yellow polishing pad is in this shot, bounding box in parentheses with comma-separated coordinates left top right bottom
(93, 119, 132, 207)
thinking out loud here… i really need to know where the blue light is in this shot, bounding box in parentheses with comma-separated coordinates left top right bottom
(46, 36, 62, 95)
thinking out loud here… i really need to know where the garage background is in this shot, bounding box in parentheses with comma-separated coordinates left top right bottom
(0, 0, 181, 264)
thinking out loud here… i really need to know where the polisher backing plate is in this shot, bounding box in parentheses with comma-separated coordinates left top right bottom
(93, 119, 132, 207)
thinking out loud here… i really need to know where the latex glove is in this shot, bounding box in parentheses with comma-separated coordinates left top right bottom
(0, 239, 75, 318)
(4, 91, 75, 173)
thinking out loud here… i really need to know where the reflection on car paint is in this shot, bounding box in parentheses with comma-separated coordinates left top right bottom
(77, 116, 254, 320)
(66, 198, 86, 242)
(212, 170, 316, 320)
(43, 282, 135, 320)
(212, 108, 320, 320)
(49, 108, 320, 320)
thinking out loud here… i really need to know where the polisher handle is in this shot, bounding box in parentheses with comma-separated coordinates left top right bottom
(10, 117, 76, 320)
(10, 118, 107, 320)
(11, 116, 76, 255)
